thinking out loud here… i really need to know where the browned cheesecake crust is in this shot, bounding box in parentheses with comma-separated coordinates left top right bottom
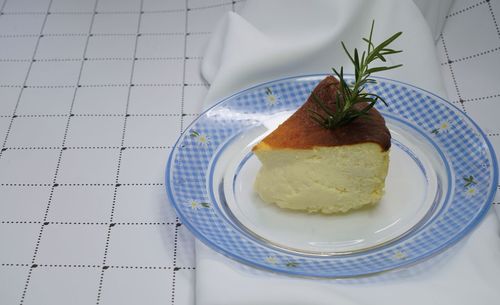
(253, 76, 391, 151)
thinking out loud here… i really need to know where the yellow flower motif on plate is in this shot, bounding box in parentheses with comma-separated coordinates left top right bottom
(431, 120, 452, 134)
(187, 200, 210, 210)
(265, 256, 278, 265)
(463, 176, 478, 197)
(190, 130, 210, 146)
(188, 200, 199, 210)
(265, 87, 279, 106)
(465, 187, 477, 197)
(392, 250, 407, 260)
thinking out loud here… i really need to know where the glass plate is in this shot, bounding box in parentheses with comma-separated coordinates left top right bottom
(166, 75, 498, 277)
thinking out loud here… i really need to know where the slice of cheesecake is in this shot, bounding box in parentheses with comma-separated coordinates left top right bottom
(252, 76, 391, 214)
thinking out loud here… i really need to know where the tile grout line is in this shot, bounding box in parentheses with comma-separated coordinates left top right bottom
(0, 57, 203, 62)
(0, 1, 245, 16)
(444, 93, 500, 105)
(486, 0, 500, 40)
(94, 1, 144, 303)
(439, 46, 500, 65)
(8, 0, 53, 303)
(171, 222, 181, 305)
(0, 0, 50, 161)
(0, 31, 210, 38)
(189, 0, 234, 11)
(19, 0, 101, 302)
(172, 1, 190, 304)
(2, 113, 199, 117)
(446, 0, 488, 19)
(1, 10, 185, 15)
(179, 3, 189, 134)
(0, 183, 165, 187)
(3, 145, 171, 150)
(439, 35, 467, 114)
(461, 93, 500, 103)
(2, 263, 196, 269)
(0, 83, 209, 88)
(1, 221, 177, 225)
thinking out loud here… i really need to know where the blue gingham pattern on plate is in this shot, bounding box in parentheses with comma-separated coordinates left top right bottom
(166, 75, 498, 277)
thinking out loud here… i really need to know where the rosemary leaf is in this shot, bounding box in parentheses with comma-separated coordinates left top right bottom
(309, 20, 402, 129)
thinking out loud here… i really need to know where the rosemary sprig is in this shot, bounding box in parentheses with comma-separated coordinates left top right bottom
(309, 20, 403, 129)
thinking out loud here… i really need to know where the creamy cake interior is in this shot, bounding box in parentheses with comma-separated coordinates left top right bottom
(252, 76, 390, 213)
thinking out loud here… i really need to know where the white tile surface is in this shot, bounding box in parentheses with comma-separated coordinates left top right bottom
(183, 85, 206, 114)
(447, 0, 479, 16)
(189, 0, 228, 9)
(97, 0, 142, 12)
(0, 117, 10, 138)
(99, 268, 173, 305)
(132, 60, 184, 84)
(0, 266, 30, 305)
(143, 0, 185, 11)
(492, 1, 500, 22)
(140, 11, 186, 33)
(114, 185, 177, 223)
(17, 87, 75, 115)
(124, 116, 180, 146)
(453, 51, 500, 100)
(0, 149, 59, 184)
(3, 0, 51, 12)
(0, 186, 51, 220)
(23, 267, 101, 305)
(6, 116, 68, 147)
(80, 60, 133, 85)
(0, 1, 194, 304)
(43, 14, 93, 34)
(86, 36, 137, 58)
(36, 224, 108, 265)
(118, 148, 169, 183)
(0, 37, 38, 59)
(136, 35, 185, 58)
(0, 15, 45, 35)
(26, 61, 82, 87)
(181, 113, 198, 129)
(0, 87, 21, 115)
(443, 4, 500, 60)
(92, 13, 140, 34)
(36, 36, 88, 59)
(440, 64, 460, 102)
(488, 135, 500, 165)
(73, 86, 129, 114)
(57, 149, 119, 184)
(107, 225, 174, 266)
(128, 85, 182, 114)
(0, 62, 30, 85)
(0, 223, 39, 263)
(50, 0, 96, 12)
(65, 116, 125, 147)
(436, 36, 447, 64)
(47, 186, 115, 223)
(464, 97, 500, 134)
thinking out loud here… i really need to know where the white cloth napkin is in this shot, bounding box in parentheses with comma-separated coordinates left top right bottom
(196, 1, 500, 304)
